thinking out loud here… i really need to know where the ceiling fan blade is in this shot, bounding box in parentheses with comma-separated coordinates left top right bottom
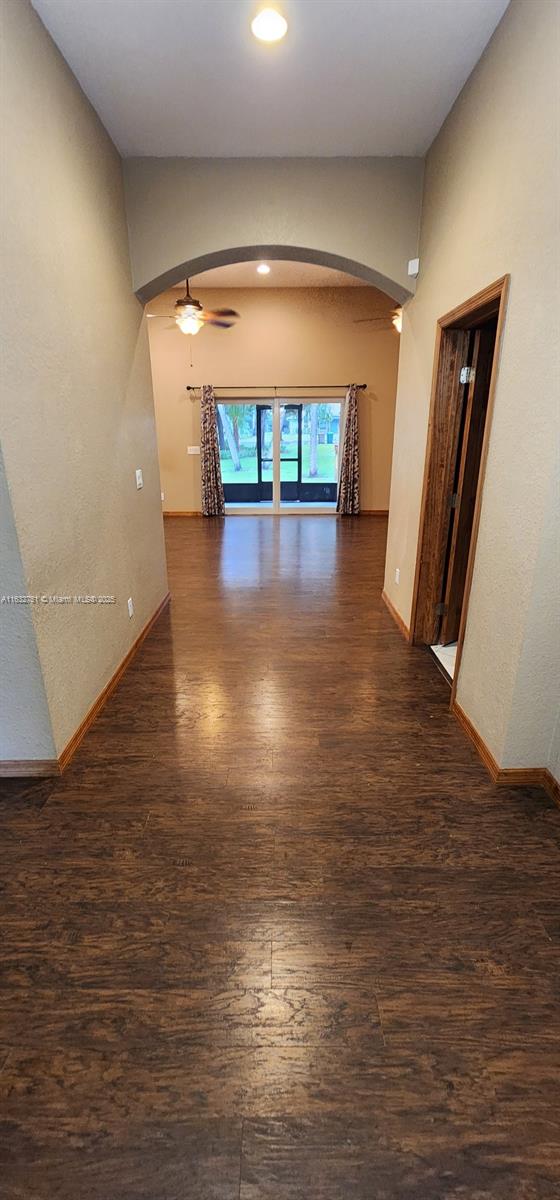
(146, 313, 176, 319)
(353, 316, 394, 323)
(204, 308, 240, 319)
(205, 319, 236, 328)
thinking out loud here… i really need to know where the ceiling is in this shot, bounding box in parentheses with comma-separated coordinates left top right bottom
(188, 262, 365, 288)
(32, 0, 509, 158)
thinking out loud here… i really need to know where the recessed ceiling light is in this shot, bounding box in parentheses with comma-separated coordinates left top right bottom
(251, 8, 288, 43)
(256, 263, 271, 275)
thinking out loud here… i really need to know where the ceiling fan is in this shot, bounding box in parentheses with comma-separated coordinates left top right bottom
(353, 308, 402, 332)
(147, 279, 240, 335)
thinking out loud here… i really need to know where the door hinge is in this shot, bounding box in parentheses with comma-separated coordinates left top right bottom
(460, 366, 475, 385)
(435, 601, 447, 616)
(450, 492, 460, 509)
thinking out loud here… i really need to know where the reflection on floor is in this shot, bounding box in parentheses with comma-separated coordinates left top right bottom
(431, 641, 458, 679)
(1, 517, 559, 1196)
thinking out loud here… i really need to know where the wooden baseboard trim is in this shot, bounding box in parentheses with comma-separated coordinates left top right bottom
(451, 701, 500, 779)
(57, 591, 171, 772)
(495, 767, 560, 807)
(542, 770, 560, 807)
(0, 758, 61, 778)
(381, 590, 412, 642)
(164, 510, 388, 519)
(452, 701, 560, 807)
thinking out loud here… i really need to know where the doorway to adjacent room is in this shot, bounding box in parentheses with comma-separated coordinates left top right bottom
(411, 276, 509, 689)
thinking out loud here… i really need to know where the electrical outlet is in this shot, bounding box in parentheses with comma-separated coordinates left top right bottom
(161, 491, 165, 502)
(135, 468, 143, 489)
(187, 446, 200, 455)
(127, 597, 134, 618)
(395, 568, 400, 585)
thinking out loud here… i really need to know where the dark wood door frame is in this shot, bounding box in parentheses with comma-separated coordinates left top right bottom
(410, 275, 510, 703)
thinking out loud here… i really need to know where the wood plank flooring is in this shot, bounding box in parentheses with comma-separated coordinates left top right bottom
(1, 515, 559, 1198)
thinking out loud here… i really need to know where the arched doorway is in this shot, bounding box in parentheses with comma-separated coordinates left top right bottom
(123, 156, 422, 307)
(145, 253, 401, 516)
(136, 244, 410, 307)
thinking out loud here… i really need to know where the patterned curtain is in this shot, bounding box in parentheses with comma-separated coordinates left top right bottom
(336, 384, 360, 515)
(200, 385, 225, 517)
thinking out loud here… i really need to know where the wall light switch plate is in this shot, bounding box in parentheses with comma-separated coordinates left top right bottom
(161, 491, 165, 502)
(407, 258, 420, 278)
(187, 446, 200, 455)
(395, 568, 400, 584)
(135, 468, 143, 489)
(127, 597, 134, 618)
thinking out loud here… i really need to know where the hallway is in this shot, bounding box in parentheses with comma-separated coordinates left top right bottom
(1, 516, 559, 1197)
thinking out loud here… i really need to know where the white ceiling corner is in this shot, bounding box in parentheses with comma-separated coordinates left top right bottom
(32, 0, 510, 158)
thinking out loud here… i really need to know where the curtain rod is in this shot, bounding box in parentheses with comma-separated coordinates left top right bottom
(186, 384, 366, 391)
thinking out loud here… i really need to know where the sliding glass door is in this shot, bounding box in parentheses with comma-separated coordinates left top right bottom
(218, 398, 341, 509)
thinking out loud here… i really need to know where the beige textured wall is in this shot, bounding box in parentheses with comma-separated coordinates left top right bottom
(0, 0, 168, 758)
(123, 157, 424, 303)
(0, 449, 55, 760)
(550, 710, 560, 787)
(147, 287, 400, 513)
(384, 0, 560, 771)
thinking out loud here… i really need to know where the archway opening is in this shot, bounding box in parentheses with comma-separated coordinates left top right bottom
(137, 244, 411, 307)
(144, 253, 402, 518)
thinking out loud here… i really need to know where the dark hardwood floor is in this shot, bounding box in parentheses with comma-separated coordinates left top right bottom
(1, 515, 559, 1199)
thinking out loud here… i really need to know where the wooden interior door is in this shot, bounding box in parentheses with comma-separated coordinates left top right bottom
(414, 327, 471, 644)
(439, 323, 496, 644)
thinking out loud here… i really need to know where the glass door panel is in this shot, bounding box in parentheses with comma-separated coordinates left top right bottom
(257, 404, 273, 501)
(218, 403, 259, 502)
(280, 404, 301, 501)
(300, 401, 341, 502)
(218, 402, 272, 503)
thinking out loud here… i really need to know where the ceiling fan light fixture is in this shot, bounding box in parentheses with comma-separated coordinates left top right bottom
(251, 7, 288, 43)
(177, 312, 203, 335)
(256, 262, 271, 275)
(175, 287, 204, 334)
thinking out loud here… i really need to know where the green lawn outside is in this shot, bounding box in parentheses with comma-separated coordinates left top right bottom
(220, 442, 337, 485)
